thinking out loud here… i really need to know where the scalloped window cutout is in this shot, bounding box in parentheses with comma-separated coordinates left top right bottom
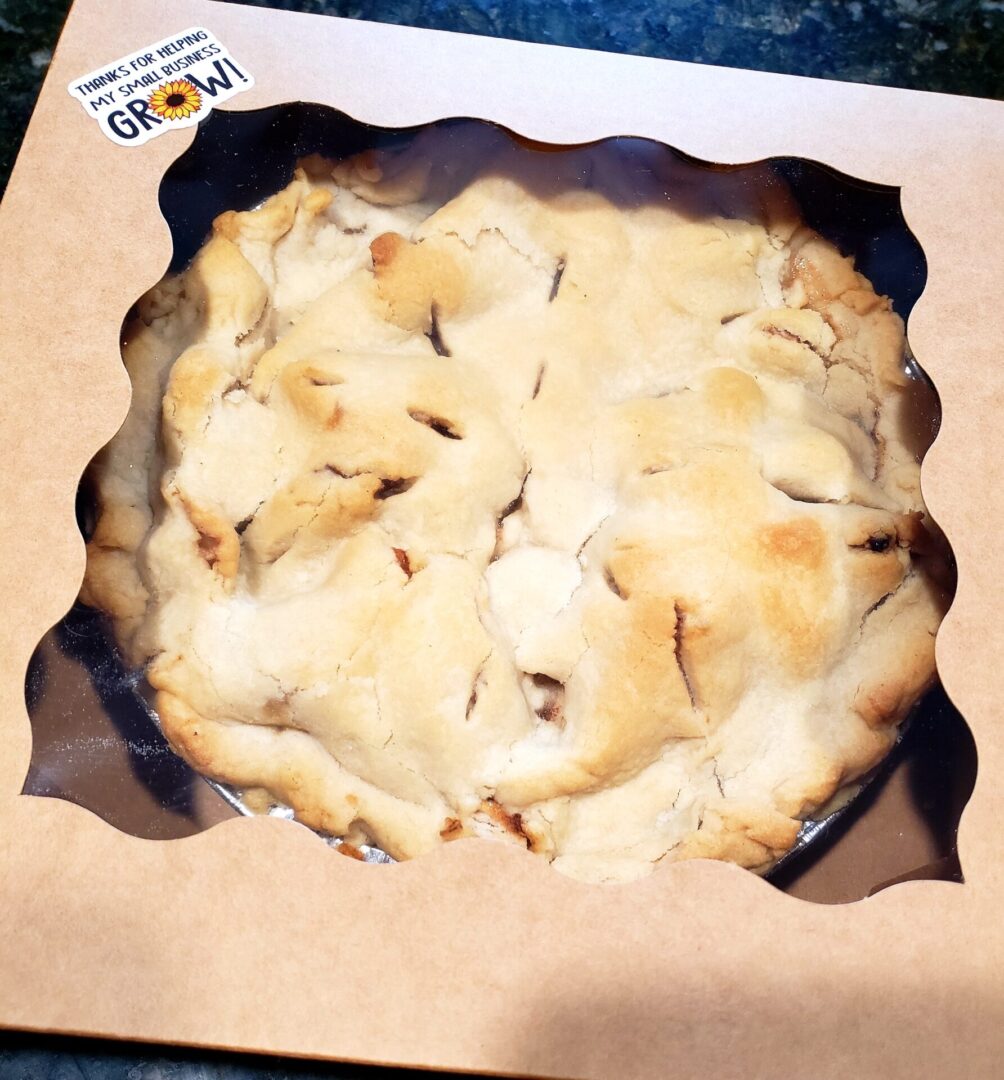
(23, 105, 974, 903)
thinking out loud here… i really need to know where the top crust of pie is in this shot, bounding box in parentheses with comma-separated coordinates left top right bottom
(82, 128, 948, 882)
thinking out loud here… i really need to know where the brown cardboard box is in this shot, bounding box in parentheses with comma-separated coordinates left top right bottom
(1, 0, 1001, 1075)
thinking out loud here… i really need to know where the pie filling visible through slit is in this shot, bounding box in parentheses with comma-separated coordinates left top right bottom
(81, 129, 949, 883)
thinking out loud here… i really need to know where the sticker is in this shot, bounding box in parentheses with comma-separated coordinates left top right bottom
(67, 27, 254, 147)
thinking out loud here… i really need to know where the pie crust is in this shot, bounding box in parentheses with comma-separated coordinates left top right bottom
(82, 129, 948, 882)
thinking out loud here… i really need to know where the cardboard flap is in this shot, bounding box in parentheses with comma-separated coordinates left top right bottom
(1, 1, 1002, 1074)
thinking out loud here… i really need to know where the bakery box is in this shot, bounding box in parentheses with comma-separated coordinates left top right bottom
(1, 0, 1001, 1076)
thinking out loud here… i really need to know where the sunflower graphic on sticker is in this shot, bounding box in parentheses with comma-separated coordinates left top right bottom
(148, 79, 203, 121)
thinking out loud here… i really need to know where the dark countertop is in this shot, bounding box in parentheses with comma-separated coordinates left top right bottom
(1, 1, 1002, 1078)
(3, 0, 1004, 192)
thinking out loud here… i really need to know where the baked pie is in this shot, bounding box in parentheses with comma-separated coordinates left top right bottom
(82, 129, 948, 882)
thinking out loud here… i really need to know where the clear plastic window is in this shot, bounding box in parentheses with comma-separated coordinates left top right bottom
(25, 105, 973, 902)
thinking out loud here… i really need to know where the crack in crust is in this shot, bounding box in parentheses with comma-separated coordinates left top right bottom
(532, 364, 545, 400)
(603, 565, 627, 600)
(549, 258, 566, 302)
(673, 603, 698, 711)
(375, 476, 417, 500)
(425, 303, 451, 357)
(408, 410, 463, 440)
(859, 570, 915, 633)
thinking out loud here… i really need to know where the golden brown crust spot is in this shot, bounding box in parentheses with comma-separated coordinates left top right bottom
(673, 803, 802, 870)
(703, 366, 765, 428)
(178, 495, 240, 583)
(187, 236, 268, 337)
(369, 230, 405, 268)
(336, 841, 367, 861)
(242, 471, 382, 565)
(758, 518, 827, 573)
(369, 232, 465, 333)
(439, 817, 465, 841)
(163, 348, 230, 447)
(479, 798, 530, 847)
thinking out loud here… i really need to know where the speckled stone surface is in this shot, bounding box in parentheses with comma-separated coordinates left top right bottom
(3, 0, 1004, 191)
(1, 0, 1003, 1077)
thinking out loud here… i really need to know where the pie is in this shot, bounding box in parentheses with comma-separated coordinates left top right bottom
(81, 127, 949, 882)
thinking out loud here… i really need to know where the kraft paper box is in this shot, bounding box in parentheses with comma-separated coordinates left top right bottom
(0, 0, 1002, 1075)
